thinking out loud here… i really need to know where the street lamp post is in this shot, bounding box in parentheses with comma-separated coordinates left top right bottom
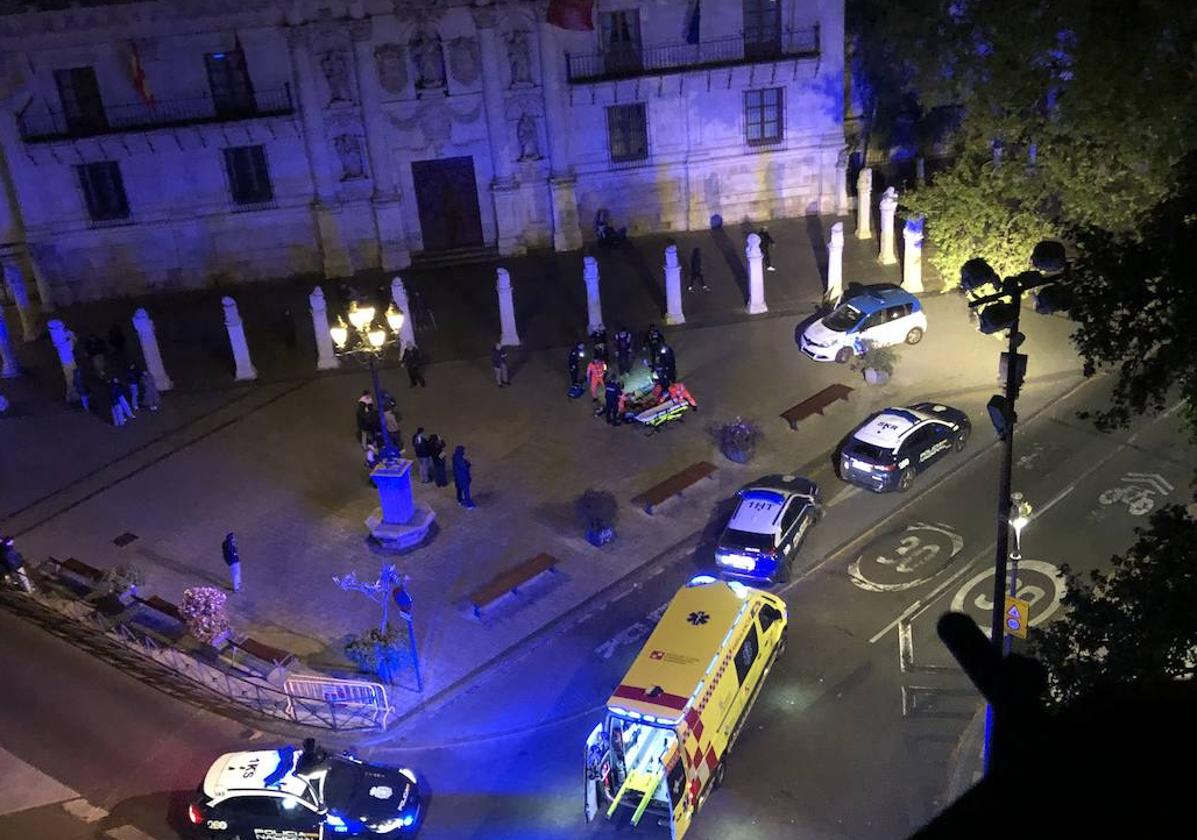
(330, 301, 406, 462)
(1005, 492, 1033, 657)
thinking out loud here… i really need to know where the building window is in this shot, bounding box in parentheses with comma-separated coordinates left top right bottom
(742, 0, 781, 59)
(745, 87, 784, 145)
(601, 9, 642, 75)
(77, 161, 130, 222)
(606, 103, 648, 163)
(206, 49, 257, 117)
(223, 145, 273, 204)
(55, 67, 107, 134)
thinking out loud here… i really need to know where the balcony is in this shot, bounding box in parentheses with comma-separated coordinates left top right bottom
(17, 85, 295, 143)
(566, 26, 820, 84)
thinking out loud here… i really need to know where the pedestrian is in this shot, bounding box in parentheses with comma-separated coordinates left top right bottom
(412, 427, 433, 483)
(430, 435, 448, 487)
(614, 328, 634, 376)
(355, 391, 377, 450)
(568, 342, 586, 386)
(108, 323, 128, 364)
(84, 334, 107, 378)
(402, 344, 427, 388)
(587, 356, 608, 400)
(73, 366, 91, 414)
(643, 323, 664, 363)
(452, 445, 475, 508)
(126, 362, 143, 413)
(604, 375, 623, 426)
(140, 368, 161, 412)
(689, 246, 709, 291)
(221, 532, 242, 593)
(758, 226, 776, 271)
(1, 537, 34, 593)
(491, 342, 511, 387)
(380, 391, 401, 449)
(590, 327, 609, 362)
(657, 343, 677, 384)
(108, 377, 134, 426)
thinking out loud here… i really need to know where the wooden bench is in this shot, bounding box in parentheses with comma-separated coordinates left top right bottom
(469, 553, 559, 618)
(53, 555, 105, 583)
(632, 461, 718, 515)
(139, 595, 185, 623)
(232, 637, 297, 669)
(780, 383, 854, 431)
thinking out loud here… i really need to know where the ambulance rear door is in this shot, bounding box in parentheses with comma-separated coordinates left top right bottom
(584, 721, 612, 822)
(664, 741, 693, 840)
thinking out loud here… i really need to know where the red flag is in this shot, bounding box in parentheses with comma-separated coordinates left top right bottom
(546, 0, 594, 31)
(130, 41, 153, 105)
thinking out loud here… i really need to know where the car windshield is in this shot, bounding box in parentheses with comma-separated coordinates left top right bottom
(722, 528, 775, 551)
(322, 759, 363, 809)
(823, 304, 864, 332)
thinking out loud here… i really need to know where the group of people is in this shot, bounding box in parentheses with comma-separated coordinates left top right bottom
(411, 427, 474, 508)
(567, 324, 682, 426)
(355, 390, 402, 468)
(78, 325, 161, 426)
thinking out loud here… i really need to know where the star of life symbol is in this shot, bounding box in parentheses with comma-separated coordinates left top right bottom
(687, 610, 710, 626)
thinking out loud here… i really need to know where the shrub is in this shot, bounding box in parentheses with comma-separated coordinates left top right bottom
(180, 586, 231, 644)
(850, 342, 902, 376)
(575, 489, 618, 546)
(345, 625, 407, 683)
(717, 416, 760, 463)
(101, 563, 145, 596)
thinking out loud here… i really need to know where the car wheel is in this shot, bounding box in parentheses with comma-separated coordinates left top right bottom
(905, 327, 924, 345)
(954, 428, 970, 452)
(897, 469, 915, 492)
(776, 556, 792, 584)
(777, 630, 788, 657)
(712, 760, 727, 789)
(835, 347, 852, 364)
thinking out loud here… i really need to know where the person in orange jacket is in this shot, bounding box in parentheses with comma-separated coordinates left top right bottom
(668, 381, 697, 408)
(587, 357, 608, 400)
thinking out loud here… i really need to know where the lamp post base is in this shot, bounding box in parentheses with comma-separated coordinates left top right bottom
(366, 504, 437, 551)
(366, 459, 436, 550)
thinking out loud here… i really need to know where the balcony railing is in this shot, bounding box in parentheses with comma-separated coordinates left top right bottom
(17, 85, 295, 142)
(566, 26, 820, 84)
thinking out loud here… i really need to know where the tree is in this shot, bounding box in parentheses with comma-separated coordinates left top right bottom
(1031, 505, 1197, 710)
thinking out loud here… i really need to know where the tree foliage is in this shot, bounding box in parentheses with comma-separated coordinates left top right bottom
(1031, 506, 1197, 709)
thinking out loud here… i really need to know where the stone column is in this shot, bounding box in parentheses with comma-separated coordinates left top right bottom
(473, 4, 525, 255)
(878, 187, 898, 265)
(583, 256, 604, 334)
(835, 148, 851, 215)
(222, 297, 258, 381)
(856, 167, 873, 240)
(2, 259, 39, 341)
(903, 217, 925, 294)
(0, 308, 18, 378)
(286, 26, 353, 278)
(48, 319, 77, 401)
(0, 108, 55, 311)
(389, 276, 419, 351)
(349, 19, 410, 272)
(309, 287, 340, 370)
(132, 308, 174, 391)
(538, 15, 582, 251)
(745, 233, 768, 315)
(496, 268, 521, 346)
(664, 244, 685, 325)
(827, 222, 845, 307)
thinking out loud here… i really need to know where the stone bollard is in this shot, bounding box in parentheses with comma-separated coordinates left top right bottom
(389, 276, 419, 350)
(835, 148, 851, 216)
(0, 308, 18, 378)
(878, 187, 899, 265)
(903, 217, 925, 294)
(221, 297, 258, 382)
(309, 287, 340, 371)
(583, 255, 604, 334)
(3, 261, 40, 342)
(132, 308, 175, 391)
(496, 268, 521, 346)
(48, 319, 78, 401)
(856, 167, 873, 240)
(827, 222, 845, 308)
(745, 233, 768, 315)
(664, 244, 685, 325)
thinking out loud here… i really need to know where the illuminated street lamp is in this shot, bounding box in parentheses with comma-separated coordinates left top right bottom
(331, 301, 405, 462)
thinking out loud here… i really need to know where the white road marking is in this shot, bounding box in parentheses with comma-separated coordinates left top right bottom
(61, 797, 109, 823)
(826, 484, 861, 508)
(0, 746, 79, 817)
(105, 825, 160, 840)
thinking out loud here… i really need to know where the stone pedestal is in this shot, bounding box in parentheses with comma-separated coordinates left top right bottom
(373, 197, 411, 271)
(835, 148, 851, 216)
(903, 217, 925, 294)
(878, 187, 898, 265)
(390, 276, 419, 350)
(132, 308, 174, 391)
(314, 203, 354, 278)
(492, 179, 527, 256)
(365, 459, 437, 550)
(3, 260, 39, 342)
(583, 255, 604, 334)
(550, 176, 582, 252)
(496, 268, 521, 346)
(664, 244, 685, 325)
(309, 287, 340, 370)
(0, 309, 17, 377)
(222, 297, 258, 381)
(827, 222, 845, 307)
(745, 233, 768, 315)
(856, 167, 873, 240)
(48, 319, 77, 401)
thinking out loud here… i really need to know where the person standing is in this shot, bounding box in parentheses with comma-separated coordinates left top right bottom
(590, 327, 609, 362)
(84, 334, 107, 378)
(568, 342, 586, 387)
(452, 445, 475, 508)
(689, 246, 709, 291)
(758, 226, 776, 271)
(412, 427, 433, 483)
(614, 328, 634, 376)
(380, 391, 401, 449)
(657, 343, 677, 384)
(604, 375, 623, 426)
(430, 435, 449, 487)
(587, 356, 607, 401)
(73, 366, 91, 414)
(222, 532, 242, 593)
(140, 368, 161, 412)
(108, 323, 128, 365)
(1, 537, 33, 592)
(355, 391, 377, 450)
(109, 377, 134, 426)
(126, 363, 144, 413)
(402, 344, 427, 388)
(643, 323, 664, 364)
(491, 342, 511, 387)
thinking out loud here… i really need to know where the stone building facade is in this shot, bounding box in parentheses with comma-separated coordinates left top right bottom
(0, 0, 844, 307)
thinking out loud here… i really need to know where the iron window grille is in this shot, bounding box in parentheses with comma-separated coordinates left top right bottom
(77, 161, 130, 222)
(223, 145, 273, 205)
(745, 87, 784, 146)
(606, 103, 648, 163)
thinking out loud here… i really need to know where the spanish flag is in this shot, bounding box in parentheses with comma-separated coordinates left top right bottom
(130, 41, 154, 105)
(546, 0, 594, 31)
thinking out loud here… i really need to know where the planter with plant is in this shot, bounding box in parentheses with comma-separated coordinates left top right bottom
(101, 563, 145, 605)
(576, 489, 618, 547)
(345, 624, 407, 684)
(850, 342, 901, 385)
(715, 416, 761, 463)
(180, 586, 232, 648)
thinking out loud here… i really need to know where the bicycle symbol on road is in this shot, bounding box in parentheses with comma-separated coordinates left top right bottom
(1097, 472, 1174, 516)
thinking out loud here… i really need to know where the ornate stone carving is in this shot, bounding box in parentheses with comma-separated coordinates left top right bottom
(516, 113, 541, 160)
(506, 29, 533, 87)
(448, 37, 480, 86)
(410, 29, 446, 91)
(320, 48, 354, 103)
(334, 134, 367, 180)
(375, 44, 408, 95)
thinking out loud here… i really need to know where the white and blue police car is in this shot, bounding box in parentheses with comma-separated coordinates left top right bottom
(838, 403, 971, 492)
(800, 284, 928, 363)
(715, 475, 822, 583)
(189, 740, 423, 839)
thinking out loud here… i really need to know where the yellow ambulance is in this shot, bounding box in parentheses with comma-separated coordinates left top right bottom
(584, 575, 788, 837)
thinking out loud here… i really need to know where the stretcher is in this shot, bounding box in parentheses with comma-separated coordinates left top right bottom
(627, 382, 698, 435)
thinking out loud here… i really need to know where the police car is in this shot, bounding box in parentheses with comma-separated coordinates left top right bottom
(715, 475, 822, 583)
(839, 403, 971, 492)
(800, 284, 928, 363)
(188, 740, 423, 839)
